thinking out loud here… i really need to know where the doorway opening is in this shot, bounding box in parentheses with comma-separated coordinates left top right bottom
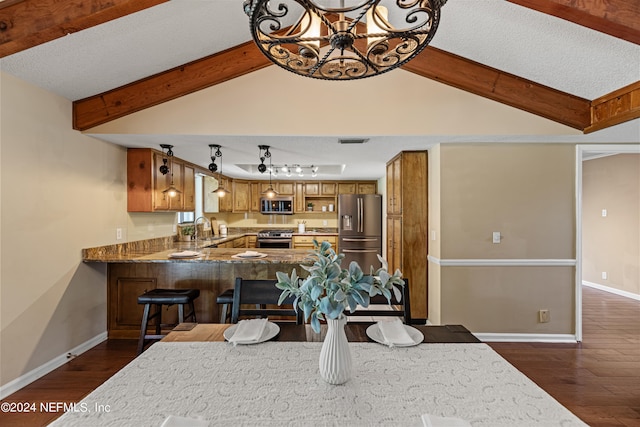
(575, 144, 640, 341)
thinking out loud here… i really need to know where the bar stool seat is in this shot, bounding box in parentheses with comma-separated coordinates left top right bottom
(216, 288, 234, 323)
(137, 288, 199, 354)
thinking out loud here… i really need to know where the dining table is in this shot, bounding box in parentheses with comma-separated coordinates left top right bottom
(49, 322, 587, 427)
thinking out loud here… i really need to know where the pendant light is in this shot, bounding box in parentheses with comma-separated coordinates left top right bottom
(159, 144, 181, 198)
(258, 145, 278, 198)
(208, 144, 230, 197)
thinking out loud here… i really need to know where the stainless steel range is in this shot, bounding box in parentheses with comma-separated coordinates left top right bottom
(256, 229, 293, 249)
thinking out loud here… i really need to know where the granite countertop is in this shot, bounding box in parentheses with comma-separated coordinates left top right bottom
(129, 248, 311, 264)
(83, 246, 311, 264)
(82, 234, 312, 263)
(82, 231, 337, 263)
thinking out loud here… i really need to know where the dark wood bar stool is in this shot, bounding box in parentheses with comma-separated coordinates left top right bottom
(137, 288, 200, 354)
(216, 288, 234, 323)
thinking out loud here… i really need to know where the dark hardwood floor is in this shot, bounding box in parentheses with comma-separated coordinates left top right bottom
(490, 286, 640, 427)
(1, 286, 638, 426)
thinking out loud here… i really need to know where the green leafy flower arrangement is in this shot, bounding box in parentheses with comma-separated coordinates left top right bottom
(276, 239, 404, 333)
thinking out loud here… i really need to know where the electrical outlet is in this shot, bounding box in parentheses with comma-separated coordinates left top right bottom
(492, 231, 501, 244)
(538, 309, 550, 323)
(116, 228, 123, 240)
(323, 220, 328, 226)
(601, 272, 608, 280)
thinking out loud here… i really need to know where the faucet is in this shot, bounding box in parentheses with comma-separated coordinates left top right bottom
(194, 217, 211, 245)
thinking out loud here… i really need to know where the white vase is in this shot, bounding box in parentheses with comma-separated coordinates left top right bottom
(319, 315, 352, 385)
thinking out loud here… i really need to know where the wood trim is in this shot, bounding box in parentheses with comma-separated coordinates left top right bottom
(585, 81, 640, 134)
(72, 41, 272, 130)
(507, 0, 640, 45)
(402, 47, 592, 130)
(0, 0, 168, 58)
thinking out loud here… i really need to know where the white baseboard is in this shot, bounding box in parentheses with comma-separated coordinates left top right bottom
(582, 280, 640, 301)
(475, 333, 578, 343)
(0, 332, 108, 400)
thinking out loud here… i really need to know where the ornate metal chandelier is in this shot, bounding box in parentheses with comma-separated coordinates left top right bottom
(243, 0, 446, 80)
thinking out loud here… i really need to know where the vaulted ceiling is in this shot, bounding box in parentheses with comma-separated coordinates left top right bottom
(1, 0, 639, 179)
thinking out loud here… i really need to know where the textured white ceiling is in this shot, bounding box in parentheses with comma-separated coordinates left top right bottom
(1, 0, 639, 179)
(2, 0, 638, 101)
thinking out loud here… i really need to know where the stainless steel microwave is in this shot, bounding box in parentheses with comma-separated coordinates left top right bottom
(260, 197, 294, 214)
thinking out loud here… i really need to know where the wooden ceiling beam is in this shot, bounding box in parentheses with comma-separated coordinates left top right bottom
(507, 0, 640, 45)
(74, 43, 599, 132)
(0, 0, 169, 58)
(401, 47, 592, 130)
(585, 81, 640, 134)
(73, 41, 272, 130)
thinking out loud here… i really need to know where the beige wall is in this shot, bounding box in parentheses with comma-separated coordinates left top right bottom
(582, 154, 640, 295)
(88, 67, 577, 138)
(0, 72, 174, 390)
(440, 144, 575, 259)
(431, 144, 577, 335)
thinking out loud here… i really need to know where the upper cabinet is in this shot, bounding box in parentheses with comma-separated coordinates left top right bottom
(127, 148, 196, 212)
(232, 181, 251, 212)
(128, 150, 378, 215)
(337, 182, 377, 195)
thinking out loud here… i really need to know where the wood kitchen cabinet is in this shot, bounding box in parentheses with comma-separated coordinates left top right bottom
(108, 277, 158, 336)
(386, 151, 428, 322)
(232, 181, 251, 212)
(293, 235, 337, 252)
(321, 182, 336, 196)
(294, 183, 305, 213)
(337, 181, 377, 195)
(386, 156, 402, 215)
(258, 181, 294, 196)
(183, 164, 196, 211)
(357, 182, 377, 194)
(250, 183, 261, 212)
(304, 182, 320, 196)
(277, 182, 295, 195)
(337, 182, 357, 194)
(217, 176, 233, 212)
(128, 148, 196, 212)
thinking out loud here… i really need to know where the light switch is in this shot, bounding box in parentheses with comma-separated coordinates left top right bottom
(601, 209, 607, 217)
(431, 230, 436, 241)
(492, 231, 501, 244)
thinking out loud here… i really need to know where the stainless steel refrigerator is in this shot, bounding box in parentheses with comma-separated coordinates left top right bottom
(338, 194, 382, 270)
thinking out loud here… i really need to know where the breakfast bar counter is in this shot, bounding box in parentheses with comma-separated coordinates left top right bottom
(86, 247, 311, 264)
(84, 241, 313, 339)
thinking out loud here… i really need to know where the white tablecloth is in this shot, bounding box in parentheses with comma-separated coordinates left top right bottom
(49, 342, 586, 427)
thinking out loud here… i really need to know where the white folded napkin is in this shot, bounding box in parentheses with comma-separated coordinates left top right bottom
(421, 414, 471, 427)
(229, 318, 268, 345)
(160, 415, 209, 427)
(377, 318, 415, 347)
(168, 251, 200, 258)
